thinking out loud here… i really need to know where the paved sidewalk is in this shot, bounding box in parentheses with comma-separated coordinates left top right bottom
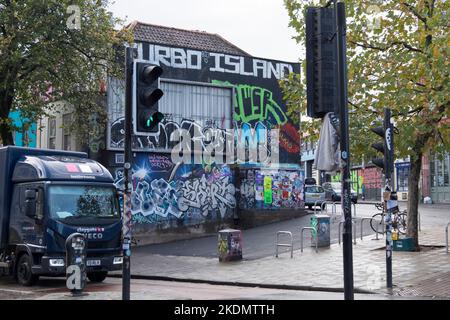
(121, 222, 450, 299)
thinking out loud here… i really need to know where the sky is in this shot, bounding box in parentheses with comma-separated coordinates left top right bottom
(108, 0, 303, 63)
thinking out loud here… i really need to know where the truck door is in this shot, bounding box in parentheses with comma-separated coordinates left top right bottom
(9, 184, 45, 246)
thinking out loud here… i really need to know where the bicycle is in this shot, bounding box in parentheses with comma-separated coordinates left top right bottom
(370, 203, 407, 235)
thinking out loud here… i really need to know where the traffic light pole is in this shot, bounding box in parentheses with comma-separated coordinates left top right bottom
(122, 46, 136, 300)
(384, 108, 393, 289)
(336, 0, 354, 300)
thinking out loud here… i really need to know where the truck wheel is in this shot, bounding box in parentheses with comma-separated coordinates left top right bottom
(16, 254, 39, 286)
(87, 271, 107, 283)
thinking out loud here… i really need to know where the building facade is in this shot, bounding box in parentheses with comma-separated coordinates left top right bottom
(38, 22, 303, 242)
(104, 23, 302, 241)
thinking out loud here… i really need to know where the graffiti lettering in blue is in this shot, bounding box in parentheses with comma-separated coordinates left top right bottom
(113, 154, 236, 225)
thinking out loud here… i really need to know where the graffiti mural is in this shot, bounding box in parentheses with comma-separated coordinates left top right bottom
(113, 153, 236, 226)
(239, 169, 304, 210)
(107, 41, 303, 233)
(331, 167, 382, 201)
(211, 80, 287, 126)
(211, 80, 300, 158)
(107, 43, 301, 164)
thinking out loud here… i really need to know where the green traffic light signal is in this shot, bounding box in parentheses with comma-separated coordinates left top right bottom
(143, 111, 164, 131)
(134, 62, 164, 134)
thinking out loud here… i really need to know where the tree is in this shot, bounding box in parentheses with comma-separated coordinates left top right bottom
(0, 0, 131, 146)
(282, 0, 449, 249)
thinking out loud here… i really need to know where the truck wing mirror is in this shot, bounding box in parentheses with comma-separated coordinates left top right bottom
(24, 189, 37, 219)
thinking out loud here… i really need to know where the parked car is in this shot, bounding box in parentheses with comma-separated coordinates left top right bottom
(322, 182, 358, 204)
(304, 185, 326, 210)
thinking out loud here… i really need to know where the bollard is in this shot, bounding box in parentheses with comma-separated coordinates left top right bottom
(301, 227, 318, 253)
(352, 203, 357, 217)
(275, 231, 293, 258)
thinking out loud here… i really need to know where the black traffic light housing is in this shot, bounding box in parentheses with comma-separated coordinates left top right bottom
(370, 108, 394, 176)
(305, 6, 338, 119)
(134, 61, 164, 134)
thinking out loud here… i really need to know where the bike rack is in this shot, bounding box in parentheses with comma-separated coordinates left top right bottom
(352, 203, 357, 217)
(338, 220, 357, 245)
(314, 201, 323, 214)
(332, 202, 338, 215)
(446, 222, 450, 254)
(321, 201, 335, 215)
(359, 217, 373, 240)
(275, 231, 294, 258)
(418, 212, 421, 231)
(300, 227, 318, 253)
(374, 220, 384, 240)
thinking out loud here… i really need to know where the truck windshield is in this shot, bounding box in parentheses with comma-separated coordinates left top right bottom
(48, 186, 120, 220)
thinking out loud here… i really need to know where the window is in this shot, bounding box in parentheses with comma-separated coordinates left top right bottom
(430, 153, 450, 188)
(62, 113, 72, 151)
(396, 163, 410, 191)
(48, 117, 56, 149)
(48, 186, 120, 220)
(159, 81, 232, 130)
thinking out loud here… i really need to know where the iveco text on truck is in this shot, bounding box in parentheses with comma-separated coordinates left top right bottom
(0, 147, 122, 286)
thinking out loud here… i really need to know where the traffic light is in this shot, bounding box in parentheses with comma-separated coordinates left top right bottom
(134, 62, 164, 134)
(370, 108, 394, 176)
(305, 6, 338, 118)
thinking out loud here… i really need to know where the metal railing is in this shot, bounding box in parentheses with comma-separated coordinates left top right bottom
(338, 220, 357, 245)
(300, 227, 318, 253)
(446, 222, 450, 254)
(275, 231, 294, 258)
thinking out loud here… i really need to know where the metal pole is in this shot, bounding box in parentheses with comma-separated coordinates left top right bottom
(384, 108, 393, 289)
(122, 46, 136, 300)
(336, 0, 354, 300)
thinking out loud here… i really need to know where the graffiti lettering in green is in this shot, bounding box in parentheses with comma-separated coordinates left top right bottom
(212, 80, 288, 126)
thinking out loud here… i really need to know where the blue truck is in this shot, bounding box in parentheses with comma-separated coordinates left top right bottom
(0, 146, 122, 286)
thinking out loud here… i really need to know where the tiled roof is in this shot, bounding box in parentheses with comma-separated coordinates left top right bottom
(129, 21, 251, 56)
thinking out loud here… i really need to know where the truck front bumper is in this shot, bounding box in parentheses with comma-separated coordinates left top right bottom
(32, 254, 123, 276)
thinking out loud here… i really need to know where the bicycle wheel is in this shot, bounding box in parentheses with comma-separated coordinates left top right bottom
(395, 213, 408, 234)
(370, 213, 385, 234)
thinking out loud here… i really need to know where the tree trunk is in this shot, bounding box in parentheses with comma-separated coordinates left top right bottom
(406, 148, 423, 251)
(0, 91, 14, 146)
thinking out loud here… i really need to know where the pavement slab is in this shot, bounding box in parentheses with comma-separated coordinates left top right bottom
(121, 220, 450, 299)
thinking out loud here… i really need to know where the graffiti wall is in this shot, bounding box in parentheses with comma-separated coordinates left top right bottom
(113, 153, 236, 228)
(107, 42, 302, 229)
(331, 166, 382, 200)
(240, 169, 305, 210)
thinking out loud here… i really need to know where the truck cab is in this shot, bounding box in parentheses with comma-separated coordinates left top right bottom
(0, 147, 122, 286)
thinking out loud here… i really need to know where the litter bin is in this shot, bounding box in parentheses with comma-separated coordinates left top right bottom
(218, 229, 242, 262)
(310, 214, 330, 247)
